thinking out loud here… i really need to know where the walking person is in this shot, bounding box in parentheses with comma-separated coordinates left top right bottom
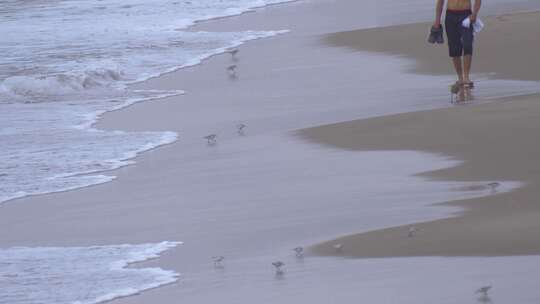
(432, 0, 482, 92)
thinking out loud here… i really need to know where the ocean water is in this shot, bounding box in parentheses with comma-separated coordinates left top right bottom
(0, 1, 289, 302)
(57, 134, 520, 304)
(160, 253, 540, 304)
(0, 242, 180, 304)
(3, 0, 540, 303)
(0, 0, 289, 204)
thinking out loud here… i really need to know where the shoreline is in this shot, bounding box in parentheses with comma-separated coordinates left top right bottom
(307, 94, 540, 257)
(2, 2, 537, 233)
(0, 5, 292, 206)
(323, 10, 540, 82)
(304, 11, 540, 257)
(4, 1, 540, 304)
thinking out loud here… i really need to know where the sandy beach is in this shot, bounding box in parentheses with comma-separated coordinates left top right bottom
(324, 11, 540, 81)
(3, 0, 540, 303)
(306, 11, 540, 257)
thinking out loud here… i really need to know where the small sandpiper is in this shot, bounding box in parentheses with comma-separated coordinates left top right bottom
(487, 182, 500, 192)
(204, 134, 217, 144)
(332, 243, 344, 253)
(236, 123, 246, 135)
(476, 285, 492, 298)
(227, 65, 237, 77)
(272, 261, 285, 274)
(212, 256, 224, 267)
(293, 247, 304, 258)
(408, 226, 418, 238)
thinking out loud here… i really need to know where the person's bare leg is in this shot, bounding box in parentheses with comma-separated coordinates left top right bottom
(463, 54, 472, 84)
(451, 57, 465, 102)
(452, 56, 464, 83)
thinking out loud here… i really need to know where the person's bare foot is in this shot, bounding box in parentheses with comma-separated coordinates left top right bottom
(463, 80, 474, 88)
(457, 89, 466, 102)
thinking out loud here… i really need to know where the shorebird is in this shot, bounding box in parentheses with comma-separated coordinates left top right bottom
(212, 256, 224, 267)
(476, 286, 492, 297)
(236, 123, 246, 135)
(408, 226, 418, 238)
(487, 182, 500, 192)
(333, 243, 344, 253)
(204, 134, 217, 144)
(272, 261, 285, 274)
(293, 247, 304, 258)
(227, 65, 237, 77)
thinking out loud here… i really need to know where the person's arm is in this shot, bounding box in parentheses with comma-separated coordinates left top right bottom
(470, 0, 482, 22)
(433, 0, 445, 28)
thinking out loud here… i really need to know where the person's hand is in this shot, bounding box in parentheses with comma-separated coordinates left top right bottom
(470, 13, 477, 23)
(432, 21, 442, 29)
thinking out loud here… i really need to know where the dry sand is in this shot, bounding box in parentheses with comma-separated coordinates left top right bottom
(2, 1, 480, 303)
(306, 11, 540, 258)
(2, 1, 540, 303)
(325, 11, 540, 82)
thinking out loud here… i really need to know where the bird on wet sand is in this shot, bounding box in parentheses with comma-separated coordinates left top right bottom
(487, 182, 500, 192)
(408, 226, 418, 238)
(204, 134, 217, 144)
(333, 243, 344, 253)
(293, 247, 304, 258)
(476, 286, 492, 297)
(272, 261, 285, 274)
(227, 65, 237, 77)
(236, 123, 246, 135)
(212, 256, 224, 267)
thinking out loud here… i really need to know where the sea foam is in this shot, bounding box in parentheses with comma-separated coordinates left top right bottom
(0, 0, 291, 205)
(0, 242, 181, 304)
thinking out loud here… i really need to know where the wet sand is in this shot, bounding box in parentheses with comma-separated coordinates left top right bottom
(306, 11, 540, 257)
(2, 1, 540, 303)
